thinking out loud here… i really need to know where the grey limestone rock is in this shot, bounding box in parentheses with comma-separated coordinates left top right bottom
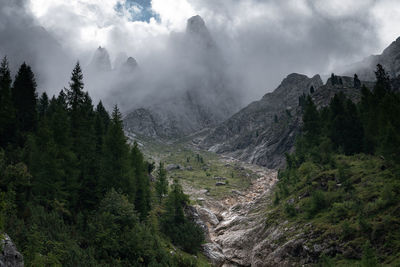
(0, 234, 24, 267)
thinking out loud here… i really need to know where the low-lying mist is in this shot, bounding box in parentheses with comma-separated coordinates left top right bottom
(2, 0, 398, 114)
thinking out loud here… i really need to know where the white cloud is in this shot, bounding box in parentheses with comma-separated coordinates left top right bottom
(28, 0, 171, 60)
(152, 0, 196, 30)
(313, 0, 374, 18)
(18, 0, 400, 104)
(372, 0, 400, 50)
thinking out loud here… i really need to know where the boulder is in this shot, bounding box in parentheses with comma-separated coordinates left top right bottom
(197, 207, 219, 226)
(186, 166, 193, 171)
(0, 234, 24, 267)
(166, 164, 182, 171)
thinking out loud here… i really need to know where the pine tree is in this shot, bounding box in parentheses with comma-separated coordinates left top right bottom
(326, 93, 364, 154)
(360, 65, 396, 154)
(94, 101, 109, 154)
(66, 62, 86, 150)
(361, 241, 378, 267)
(131, 142, 151, 220)
(95, 101, 110, 131)
(155, 162, 168, 202)
(12, 63, 38, 136)
(354, 74, 361, 89)
(342, 99, 364, 154)
(330, 73, 337, 85)
(66, 62, 85, 113)
(329, 93, 346, 150)
(38, 92, 49, 119)
(28, 115, 65, 206)
(103, 105, 131, 196)
(374, 64, 391, 100)
(0, 57, 16, 148)
(302, 96, 320, 145)
(160, 179, 204, 253)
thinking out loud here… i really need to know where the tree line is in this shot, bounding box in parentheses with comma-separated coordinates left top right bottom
(0, 57, 204, 266)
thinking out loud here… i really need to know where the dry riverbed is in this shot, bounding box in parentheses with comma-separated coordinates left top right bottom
(182, 156, 278, 266)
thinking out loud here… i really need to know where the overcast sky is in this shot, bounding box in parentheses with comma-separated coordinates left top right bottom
(2, 0, 400, 107)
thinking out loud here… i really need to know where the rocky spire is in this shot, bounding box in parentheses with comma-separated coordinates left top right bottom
(89, 46, 112, 72)
(120, 57, 138, 73)
(185, 15, 214, 47)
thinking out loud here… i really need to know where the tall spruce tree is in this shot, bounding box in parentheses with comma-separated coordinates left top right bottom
(103, 105, 131, 197)
(354, 74, 361, 89)
(0, 57, 16, 148)
(38, 92, 49, 119)
(374, 64, 391, 100)
(66, 62, 86, 151)
(302, 95, 320, 145)
(131, 142, 151, 220)
(66, 62, 85, 113)
(12, 63, 38, 137)
(160, 179, 204, 253)
(155, 162, 168, 202)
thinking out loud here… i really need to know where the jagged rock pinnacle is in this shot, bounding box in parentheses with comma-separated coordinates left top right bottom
(89, 46, 112, 72)
(185, 15, 215, 48)
(120, 57, 138, 73)
(186, 15, 207, 34)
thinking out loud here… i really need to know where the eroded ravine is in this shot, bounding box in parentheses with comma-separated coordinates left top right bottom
(184, 156, 278, 266)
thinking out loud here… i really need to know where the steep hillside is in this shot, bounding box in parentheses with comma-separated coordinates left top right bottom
(197, 73, 322, 168)
(186, 66, 400, 266)
(198, 73, 373, 169)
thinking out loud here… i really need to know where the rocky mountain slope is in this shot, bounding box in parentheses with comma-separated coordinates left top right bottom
(123, 16, 240, 139)
(342, 36, 400, 80)
(197, 73, 321, 169)
(197, 74, 374, 169)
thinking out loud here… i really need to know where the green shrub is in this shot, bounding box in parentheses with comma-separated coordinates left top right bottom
(318, 253, 335, 267)
(331, 202, 348, 221)
(306, 190, 327, 218)
(340, 220, 354, 240)
(284, 202, 297, 217)
(361, 241, 378, 267)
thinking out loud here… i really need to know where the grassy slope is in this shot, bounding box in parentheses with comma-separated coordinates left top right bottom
(131, 135, 259, 266)
(269, 154, 400, 266)
(137, 135, 254, 200)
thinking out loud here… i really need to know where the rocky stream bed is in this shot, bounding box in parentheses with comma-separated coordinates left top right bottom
(184, 157, 282, 266)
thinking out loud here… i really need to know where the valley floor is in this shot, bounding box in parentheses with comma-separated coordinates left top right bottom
(133, 134, 280, 266)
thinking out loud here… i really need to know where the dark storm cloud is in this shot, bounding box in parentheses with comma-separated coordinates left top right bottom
(0, 0, 73, 96)
(187, 0, 381, 101)
(0, 0, 397, 110)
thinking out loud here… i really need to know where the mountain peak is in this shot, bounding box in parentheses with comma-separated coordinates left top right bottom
(280, 73, 309, 87)
(186, 15, 207, 34)
(185, 15, 215, 48)
(120, 57, 138, 73)
(89, 46, 111, 72)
